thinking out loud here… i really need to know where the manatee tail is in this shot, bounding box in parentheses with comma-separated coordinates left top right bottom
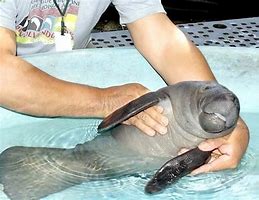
(0, 146, 90, 200)
(145, 147, 212, 194)
(0, 140, 157, 200)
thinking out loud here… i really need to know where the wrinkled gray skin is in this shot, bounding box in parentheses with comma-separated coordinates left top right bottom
(0, 81, 240, 200)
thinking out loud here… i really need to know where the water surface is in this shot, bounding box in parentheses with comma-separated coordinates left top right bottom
(0, 113, 257, 200)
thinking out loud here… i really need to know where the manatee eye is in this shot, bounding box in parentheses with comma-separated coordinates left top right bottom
(199, 112, 226, 133)
(201, 85, 214, 92)
(203, 86, 211, 90)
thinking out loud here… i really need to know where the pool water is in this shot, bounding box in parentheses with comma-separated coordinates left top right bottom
(0, 47, 258, 199)
(0, 113, 257, 200)
(46, 113, 259, 200)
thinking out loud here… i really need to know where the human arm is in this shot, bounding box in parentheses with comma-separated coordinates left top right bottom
(0, 27, 167, 135)
(127, 13, 215, 84)
(127, 13, 249, 171)
(0, 27, 105, 117)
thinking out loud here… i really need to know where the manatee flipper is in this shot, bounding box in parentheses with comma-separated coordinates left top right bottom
(98, 91, 167, 132)
(145, 147, 212, 194)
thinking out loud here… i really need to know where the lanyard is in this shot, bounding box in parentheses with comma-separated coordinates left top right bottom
(53, 0, 71, 35)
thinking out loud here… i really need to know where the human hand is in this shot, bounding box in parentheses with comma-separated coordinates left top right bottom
(191, 118, 249, 175)
(102, 83, 169, 136)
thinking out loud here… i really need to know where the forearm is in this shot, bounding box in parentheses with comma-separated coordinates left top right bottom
(128, 13, 215, 84)
(131, 13, 249, 140)
(0, 54, 105, 117)
(228, 117, 249, 160)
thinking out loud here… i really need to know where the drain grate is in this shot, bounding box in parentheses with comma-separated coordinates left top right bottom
(90, 30, 134, 48)
(178, 17, 259, 47)
(90, 17, 259, 48)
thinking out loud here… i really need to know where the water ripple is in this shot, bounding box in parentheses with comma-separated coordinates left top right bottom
(44, 149, 256, 200)
(1, 119, 257, 200)
(22, 118, 101, 148)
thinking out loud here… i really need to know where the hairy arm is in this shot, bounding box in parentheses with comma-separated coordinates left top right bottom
(0, 27, 167, 135)
(127, 13, 249, 171)
(0, 27, 106, 117)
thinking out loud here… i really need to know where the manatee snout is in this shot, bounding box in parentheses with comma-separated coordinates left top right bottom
(199, 91, 240, 134)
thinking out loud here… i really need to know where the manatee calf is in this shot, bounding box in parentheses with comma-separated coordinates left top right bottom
(0, 81, 240, 200)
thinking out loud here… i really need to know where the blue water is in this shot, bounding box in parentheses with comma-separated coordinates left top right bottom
(0, 47, 258, 199)
(0, 112, 258, 200)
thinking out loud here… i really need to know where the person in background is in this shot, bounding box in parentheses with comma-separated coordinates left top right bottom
(0, 0, 249, 174)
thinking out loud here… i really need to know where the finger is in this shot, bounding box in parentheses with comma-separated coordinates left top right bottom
(122, 106, 164, 126)
(145, 106, 169, 127)
(135, 111, 168, 135)
(198, 137, 227, 151)
(123, 111, 167, 135)
(154, 106, 164, 114)
(127, 117, 156, 136)
(177, 148, 189, 155)
(122, 120, 131, 125)
(191, 154, 230, 175)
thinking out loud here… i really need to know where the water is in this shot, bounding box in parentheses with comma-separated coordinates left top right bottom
(0, 46, 258, 199)
(0, 113, 258, 200)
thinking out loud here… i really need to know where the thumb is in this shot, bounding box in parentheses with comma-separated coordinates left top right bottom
(198, 137, 227, 151)
(191, 154, 230, 175)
